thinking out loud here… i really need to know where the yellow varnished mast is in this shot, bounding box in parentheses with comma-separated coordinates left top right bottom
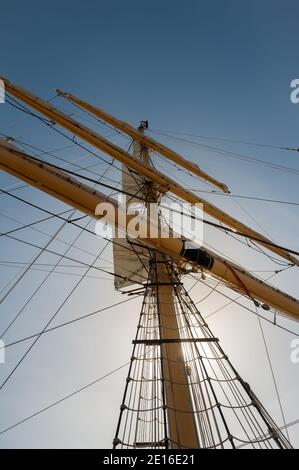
(131, 129, 199, 448)
(0, 78, 297, 448)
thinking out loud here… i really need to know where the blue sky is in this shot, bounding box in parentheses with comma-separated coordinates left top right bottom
(0, 0, 299, 448)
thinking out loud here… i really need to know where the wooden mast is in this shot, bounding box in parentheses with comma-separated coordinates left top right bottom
(132, 126, 199, 448)
(154, 253, 200, 448)
(0, 78, 296, 449)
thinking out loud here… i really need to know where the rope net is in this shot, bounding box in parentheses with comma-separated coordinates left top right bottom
(113, 254, 292, 449)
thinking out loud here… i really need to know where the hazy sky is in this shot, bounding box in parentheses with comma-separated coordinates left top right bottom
(0, 0, 299, 448)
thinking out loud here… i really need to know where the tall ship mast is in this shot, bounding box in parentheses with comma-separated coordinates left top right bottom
(0, 77, 298, 448)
